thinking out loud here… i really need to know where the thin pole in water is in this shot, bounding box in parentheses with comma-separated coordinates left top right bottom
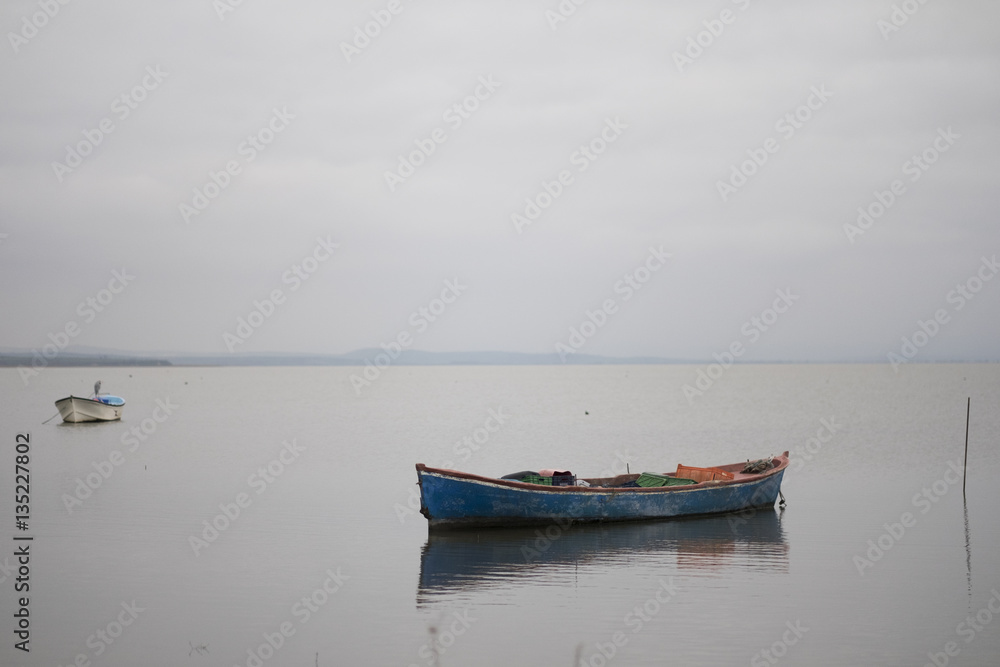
(963, 397, 970, 497)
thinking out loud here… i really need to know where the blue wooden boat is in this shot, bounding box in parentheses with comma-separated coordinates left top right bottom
(415, 452, 789, 529)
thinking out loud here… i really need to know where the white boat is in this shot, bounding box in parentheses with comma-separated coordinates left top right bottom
(55, 381, 125, 423)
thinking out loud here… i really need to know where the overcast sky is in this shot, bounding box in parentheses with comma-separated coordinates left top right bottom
(1, 0, 998, 362)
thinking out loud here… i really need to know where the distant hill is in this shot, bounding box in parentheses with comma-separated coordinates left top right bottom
(0, 349, 172, 367)
(0, 346, 681, 367)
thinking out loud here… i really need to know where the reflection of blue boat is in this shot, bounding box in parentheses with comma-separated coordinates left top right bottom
(416, 452, 789, 529)
(417, 509, 788, 604)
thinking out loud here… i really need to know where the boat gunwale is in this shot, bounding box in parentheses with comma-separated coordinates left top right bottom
(56, 395, 127, 406)
(416, 452, 789, 495)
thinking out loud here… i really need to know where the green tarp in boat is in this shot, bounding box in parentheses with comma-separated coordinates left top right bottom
(636, 472, 697, 487)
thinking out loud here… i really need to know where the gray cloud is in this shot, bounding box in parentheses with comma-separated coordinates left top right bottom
(1, 0, 998, 362)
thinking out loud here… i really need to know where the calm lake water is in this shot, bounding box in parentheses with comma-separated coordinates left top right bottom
(1, 364, 999, 666)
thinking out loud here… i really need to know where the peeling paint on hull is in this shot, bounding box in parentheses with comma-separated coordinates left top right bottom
(416, 453, 789, 529)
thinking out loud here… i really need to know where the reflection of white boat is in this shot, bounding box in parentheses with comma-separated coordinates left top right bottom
(55, 383, 125, 422)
